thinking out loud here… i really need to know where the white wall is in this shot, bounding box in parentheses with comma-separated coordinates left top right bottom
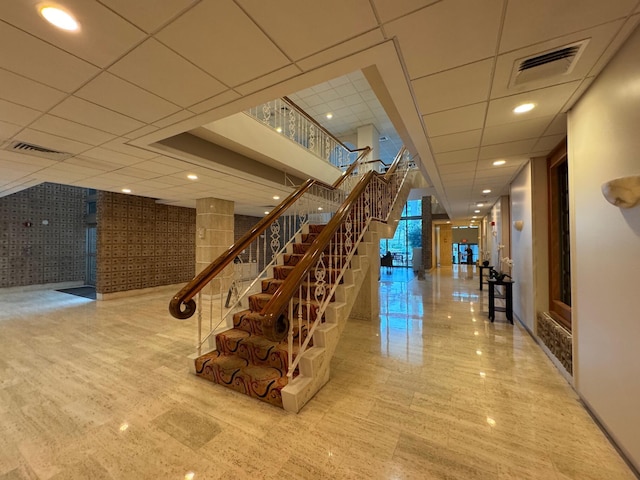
(510, 163, 535, 330)
(568, 25, 640, 470)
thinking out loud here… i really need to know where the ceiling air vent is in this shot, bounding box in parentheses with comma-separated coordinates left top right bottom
(510, 40, 589, 86)
(2, 140, 72, 161)
(379, 135, 389, 142)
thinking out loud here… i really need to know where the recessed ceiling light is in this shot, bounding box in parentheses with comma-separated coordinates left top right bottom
(492, 160, 506, 166)
(513, 103, 535, 114)
(264, 211, 270, 215)
(482, 189, 491, 194)
(472, 216, 477, 219)
(272, 195, 280, 200)
(187, 174, 198, 180)
(474, 210, 480, 213)
(446, 221, 451, 224)
(122, 188, 131, 193)
(326, 113, 333, 119)
(476, 203, 484, 207)
(318, 207, 323, 211)
(39, 6, 79, 31)
(275, 127, 282, 133)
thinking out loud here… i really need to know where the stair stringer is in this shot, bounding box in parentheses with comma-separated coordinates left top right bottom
(280, 232, 375, 413)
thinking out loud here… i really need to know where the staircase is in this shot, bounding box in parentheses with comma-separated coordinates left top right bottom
(192, 222, 376, 410)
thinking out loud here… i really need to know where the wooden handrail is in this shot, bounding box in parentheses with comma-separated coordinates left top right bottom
(259, 147, 408, 340)
(169, 148, 371, 321)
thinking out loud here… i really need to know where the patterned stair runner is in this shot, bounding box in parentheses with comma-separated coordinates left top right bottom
(193, 224, 346, 408)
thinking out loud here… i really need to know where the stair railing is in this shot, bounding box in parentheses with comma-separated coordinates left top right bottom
(254, 147, 414, 377)
(245, 96, 360, 169)
(169, 147, 371, 353)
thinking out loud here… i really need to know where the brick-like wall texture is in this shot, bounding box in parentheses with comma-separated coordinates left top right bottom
(96, 192, 195, 294)
(234, 214, 261, 262)
(0, 182, 86, 288)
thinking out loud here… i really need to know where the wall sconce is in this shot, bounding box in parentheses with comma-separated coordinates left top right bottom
(513, 220, 524, 231)
(601, 175, 640, 208)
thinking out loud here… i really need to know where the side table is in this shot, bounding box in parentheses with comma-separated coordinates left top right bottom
(478, 265, 493, 291)
(488, 278, 514, 324)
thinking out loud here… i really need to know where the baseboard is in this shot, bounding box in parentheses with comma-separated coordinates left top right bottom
(0, 280, 84, 293)
(96, 283, 186, 300)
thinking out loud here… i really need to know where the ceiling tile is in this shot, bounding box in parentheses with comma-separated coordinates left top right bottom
(156, 0, 290, 86)
(29, 115, 115, 146)
(82, 147, 146, 166)
(532, 134, 565, 154)
(372, 0, 439, 23)
(75, 72, 181, 123)
(235, 65, 303, 96)
(0, 99, 41, 126)
(500, 0, 637, 53)
(479, 139, 537, 160)
(384, 0, 503, 78)
(485, 81, 581, 127)
(481, 115, 554, 145)
(100, 139, 159, 160)
(0, 120, 22, 139)
(0, 69, 67, 111)
(109, 39, 226, 108)
(435, 148, 479, 165)
(413, 59, 494, 114)
(439, 161, 476, 175)
(0, 22, 99, 92)
(430, 130, 482, 154)
(18, 129, 93, 154)
(66, 156, 125, 171)
(188, 91, 242, 115)
(153, 110, 195, 129)
(542, 114, 567, 136)
(132, 160, 184, 175)
(296, 30, 386, 72)
(99, 0, 196, 33)
(238, 0, 378, 60)
(1, 0, 145, 67)
(49, 96, 145, 137)
(423, 103, 487, 137)
(112, 166, 161, 179)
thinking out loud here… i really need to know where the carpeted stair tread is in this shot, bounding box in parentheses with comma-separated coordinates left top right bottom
(194, 351, 287, 407)
(261, 278, 336, 301)
(216, 327, 308, 370)
(232, 309, 310, 338)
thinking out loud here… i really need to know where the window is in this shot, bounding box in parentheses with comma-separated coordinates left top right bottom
(548, 141, 571, 330)
(380, 199, 422, 267)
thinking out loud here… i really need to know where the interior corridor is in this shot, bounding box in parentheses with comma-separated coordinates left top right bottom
(0, 268, 635, 479)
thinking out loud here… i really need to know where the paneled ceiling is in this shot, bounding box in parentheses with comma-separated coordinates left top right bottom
(0, 0, 638, 219)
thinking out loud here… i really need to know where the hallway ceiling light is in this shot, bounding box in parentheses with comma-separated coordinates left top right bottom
(187, 174, 198, 180)
(272, 195, 280, 200)
(121, 188, 131, 193)
(487, 417, 496, 427)
(474, 210, 480, 213)
(472, 216, 477, 219)
(476, 203, 484, 207)
(318, 207, 323, 211)
(479, 371, 486, 378)
(39, 5, 79, 31)
(513, 103, 535, 114)
(325, 113, 333, 119)
(492, 160, 506, 166)
(264, 211, 270, 215)
(476, 350, 482, 355)
(482, 189, 491, 194)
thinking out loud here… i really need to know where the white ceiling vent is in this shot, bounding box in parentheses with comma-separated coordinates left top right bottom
(2, 140, 72, 161)
(510, 40, 589, 87)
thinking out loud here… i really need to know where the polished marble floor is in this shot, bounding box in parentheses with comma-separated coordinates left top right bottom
(0, 267, 636, 479)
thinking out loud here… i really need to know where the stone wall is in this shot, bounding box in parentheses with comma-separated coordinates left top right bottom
(537, 311, 573, 374)
(96, 192, 195, 294)
(0, 182, 85, 288)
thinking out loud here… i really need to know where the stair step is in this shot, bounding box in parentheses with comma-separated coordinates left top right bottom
(292, 243, 356, 256)
(273, 265, 344, 282)
(232, 309, 311, 338)
(194, 351, 287, 408)
(282, 253, 350, 268)
(216, 328, 308, 370)
(261, 278, 336, 301)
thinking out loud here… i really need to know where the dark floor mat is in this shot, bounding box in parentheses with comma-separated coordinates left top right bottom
(56, 286, 96, 300)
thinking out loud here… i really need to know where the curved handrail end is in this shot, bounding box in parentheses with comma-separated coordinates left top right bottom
(169, 295, 196, 320)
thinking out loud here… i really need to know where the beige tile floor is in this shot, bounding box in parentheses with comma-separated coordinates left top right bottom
(0, 267, 637, 480)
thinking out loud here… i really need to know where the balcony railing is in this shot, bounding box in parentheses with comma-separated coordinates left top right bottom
(244, 96, 359, 169)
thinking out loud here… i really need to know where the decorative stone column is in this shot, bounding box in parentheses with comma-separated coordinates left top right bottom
(195, 197, 234, 296)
